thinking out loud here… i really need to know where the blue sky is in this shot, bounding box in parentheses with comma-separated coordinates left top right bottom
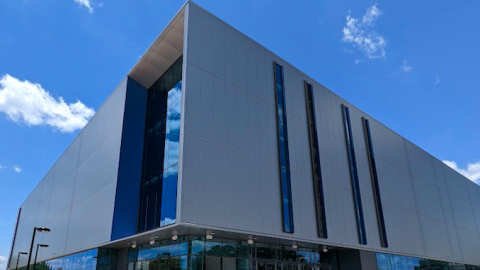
(0, 0, 479, 268)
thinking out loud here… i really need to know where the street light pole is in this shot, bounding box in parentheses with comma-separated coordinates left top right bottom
(33, 244, 49, 270)
(15, 252, 28, 270)
(26, 227, 50, 270)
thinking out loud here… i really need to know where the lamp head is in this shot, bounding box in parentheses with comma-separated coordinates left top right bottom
(36, 227, 51, 233)
(39, 244, 49, 248)
(19, 252, 28, 255)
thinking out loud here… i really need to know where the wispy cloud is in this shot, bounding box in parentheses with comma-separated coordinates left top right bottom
(13, 165, 22, 173)
(0, 74, 95, 133)
(74, 0, 94, 13)
(342, 4, 386, 60)
(399, 60, 412, 73)
(0, 165, 2, 170)
(434, 73, 441, 86)
(443, 160, 480, 185)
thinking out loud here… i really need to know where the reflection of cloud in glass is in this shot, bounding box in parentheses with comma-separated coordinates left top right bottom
(167, 82, 182, 110)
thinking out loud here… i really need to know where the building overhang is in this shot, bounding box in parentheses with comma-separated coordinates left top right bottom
(127, 4, 186, 89)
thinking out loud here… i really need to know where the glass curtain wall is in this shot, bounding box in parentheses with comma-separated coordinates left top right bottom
(24, 249, 117, 270)
(138, 56, 183, 232)
(376, 253, 480, 270)
(127, 236, 337, 270)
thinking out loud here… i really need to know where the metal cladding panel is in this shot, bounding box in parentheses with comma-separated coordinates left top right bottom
(111, 78, 148, 241)
(9, 79, 128, 268)
(420, 215, 452, 259)
(413, 177, 444, 221)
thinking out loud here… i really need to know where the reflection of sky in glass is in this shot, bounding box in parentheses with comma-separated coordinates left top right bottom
(375, 253, 472, 270)
(44, 249, 98, 270)
(274, 64, 293, 234)
(140, 56, 182, 232)
(136, 242, 188, 261)
(161, 164, 178, 226)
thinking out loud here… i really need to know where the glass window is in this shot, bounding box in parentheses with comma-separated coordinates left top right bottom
(40, 249, 107, 270)
(205, 257, 221, 270)
(274, 62, 294, 234)
(139, 56, 183, 233)
(375, 253, 480, 270)
(237, 242, 249, 259)
(160, 164, 179, 226)
(256, 245, 277, 260)
(363, 117, 388, 247)
(191, 256, 205, 270)
(342, 105, 367, 245)
(191, 237, 205, 255)
(304, 81, 327, 239)
(205, 241, 224, 257)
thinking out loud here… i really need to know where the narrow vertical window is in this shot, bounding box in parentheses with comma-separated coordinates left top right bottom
(304, 81, 328, 239)
(342, 105, 367, 245)
(273, 62, 294, 233)
(363, 117, 388, 248)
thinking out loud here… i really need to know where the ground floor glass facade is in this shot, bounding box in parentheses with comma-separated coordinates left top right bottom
(127, 236, 337, 270)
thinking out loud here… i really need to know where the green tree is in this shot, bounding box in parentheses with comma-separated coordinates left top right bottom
(415, 259, 451, 270)
(148, 257, 182, 270)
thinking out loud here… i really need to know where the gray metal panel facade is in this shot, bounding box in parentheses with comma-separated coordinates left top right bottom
(180, 2, 480, 266)
(9, 78, 128, 268)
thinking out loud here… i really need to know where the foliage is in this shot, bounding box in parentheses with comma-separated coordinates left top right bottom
(148, 257, 182, 270)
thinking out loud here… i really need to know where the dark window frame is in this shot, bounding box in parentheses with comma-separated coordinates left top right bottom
(342, 105, 367, 245)
(363, 117, 388, 248)
(273, 62, 295, 233)
(304, 81, 328, 239)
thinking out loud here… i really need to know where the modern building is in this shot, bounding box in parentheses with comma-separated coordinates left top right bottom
(7, 2, 480, 270)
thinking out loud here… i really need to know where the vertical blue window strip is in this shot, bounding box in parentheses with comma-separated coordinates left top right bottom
(273, 62, 294, 233)
(363, 117, 388, 248)
(342, 105, 367, 245)
(304, 81, 328, 239)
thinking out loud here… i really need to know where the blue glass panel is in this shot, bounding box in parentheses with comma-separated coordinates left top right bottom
(167, 103, 181, 167)
(304, 82, 328, 239)
(161, 164, 178, 226)
(375, 253, 480, 270)
(39, 249, 108, 270)
(191, 238, 205, 255)
(342, 105, 367, 245)
(363, 117, 388, 247)
(274, 62, 294, 234)
(111, 78, 148, 241)
(138, 56, 182, 233)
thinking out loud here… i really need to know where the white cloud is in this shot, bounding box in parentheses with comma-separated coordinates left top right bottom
(434, 73, 441, 86)
(13, 165, 22, 173)
(0, 255, 6, 270)
(74, 0, 94, 13)
(342, 4, 387, 60)
(400, 60, 412, 73)
(443, 160, 480, 185)
(0, 74, 95, 133)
